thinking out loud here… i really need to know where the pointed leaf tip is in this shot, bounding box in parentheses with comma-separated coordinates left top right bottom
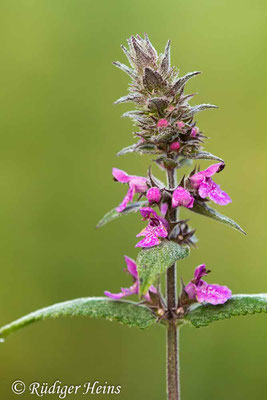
(97, 201, 148, 228)
(190, 201, 246, 235)
(0, 298, 157, 339)
(185, 294, 267, 327)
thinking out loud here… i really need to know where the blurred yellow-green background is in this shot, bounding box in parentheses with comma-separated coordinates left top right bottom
(0, 0, 266, 399)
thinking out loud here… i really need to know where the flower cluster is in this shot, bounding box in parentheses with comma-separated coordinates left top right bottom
(103, 35, 233, 308)
(113, 162, 231, 248)
(113, 34, 217, 160)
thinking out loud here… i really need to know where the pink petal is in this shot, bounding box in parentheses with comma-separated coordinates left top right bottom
(184, 282, 197, 299)
(140, 207, 158, 220)
(112, 168, 130, 183)
(124, 256, 138, 279)
(130, 176, 148, 193)
(104, 291, 126, 300)
(191, 127, 199, 137)
(172, 187, 194, 208)
(198, 181, 213, 199)
(190, 163, 225, 188)
(194, 264, 208, 281)
(116, 186, 135, 213)
(135, 234, 161, 248)
(154, 224, 168, 239)
(160, 202, 168, 216)
(104, 282, 138, 300)
(208, 186, 232, 206)
(146, 187, 162, 203)
(190, 172, 205, 188)
(143, 285, 158, 302)
(176, 121, 185, 129)
(157, 118, 169, 128)
(170, 141, 181, 151)
(196, 283, 232, 305)
(201, 163, 225, 178)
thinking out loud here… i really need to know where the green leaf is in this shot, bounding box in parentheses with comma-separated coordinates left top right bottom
(137, 240, 190, 296)
(96, 201, 147, 228)
(185, 151, 224, 163)
(0, 297, 157, 339)
(190, 200, 246, 235)
(117, 143, 160, 156)
(184, 294, 267, 328)
(117, 144, 137, 156)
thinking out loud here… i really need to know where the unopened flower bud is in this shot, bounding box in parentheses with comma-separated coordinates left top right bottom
(157, 118, 169, 128)
(191, 126, 199, 137)
(170, 141, 180, 151)
(147, 187, 162, 203)
(176, 121, 185, 129)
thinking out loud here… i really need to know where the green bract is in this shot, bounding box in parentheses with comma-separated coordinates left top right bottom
(137, 240, 190, 296)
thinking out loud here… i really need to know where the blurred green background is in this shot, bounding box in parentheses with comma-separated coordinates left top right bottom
(0, 0, 266, 399)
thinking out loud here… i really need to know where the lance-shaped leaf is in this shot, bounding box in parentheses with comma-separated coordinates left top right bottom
(184, 294, 267, 328)
(137, 240, 190, 296)
(97, 201, 148, 228)
(190, 200, 246, 235)
(185, 151, 224, 163)
(0, 297, 157, 339)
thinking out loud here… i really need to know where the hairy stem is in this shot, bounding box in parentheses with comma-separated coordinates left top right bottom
(166, 168, 180, 400)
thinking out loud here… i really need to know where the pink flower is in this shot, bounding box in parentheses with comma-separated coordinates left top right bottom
(104, 256, 157, 301)
(157, 118, 169, 128)
(170, 141, 181, 151)
(185, 264, 232, 305)
(112, 168, 148, 212)
(176, 121, 185, 129)
(191, 126, 199, 137)
(172, 187, 194, 208)
(136, 207, 169, 248)
(160, 202, 168, 216)
(190, 163, 231, 206)
(146, 187, 161, 203)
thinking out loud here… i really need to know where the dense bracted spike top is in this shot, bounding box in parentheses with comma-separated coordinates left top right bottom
(113, 34, 217, 160)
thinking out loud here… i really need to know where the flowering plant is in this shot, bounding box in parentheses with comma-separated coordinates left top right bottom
(0, 34, 266, 400)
